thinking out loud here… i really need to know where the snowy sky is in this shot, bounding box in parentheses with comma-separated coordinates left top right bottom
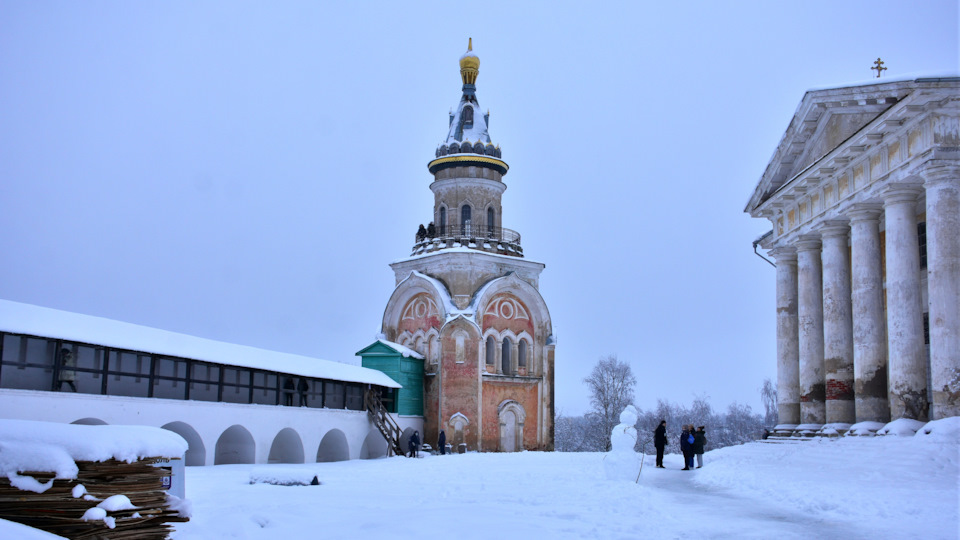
(1, 1, 957, 417)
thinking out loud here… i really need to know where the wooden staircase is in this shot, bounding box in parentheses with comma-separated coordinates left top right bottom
(365, 389, 404, 456)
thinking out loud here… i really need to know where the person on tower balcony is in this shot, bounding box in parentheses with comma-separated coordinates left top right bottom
(426, 222, 436, 239)
(653, 420, 667, 468)
(416, 224, 426, 242)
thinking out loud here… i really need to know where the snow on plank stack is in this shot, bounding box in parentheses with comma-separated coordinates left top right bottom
(0, 420, 190, 539)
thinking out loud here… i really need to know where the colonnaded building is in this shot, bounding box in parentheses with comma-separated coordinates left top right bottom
(746, 76, 959, 433)
(377, 40, 557, 452)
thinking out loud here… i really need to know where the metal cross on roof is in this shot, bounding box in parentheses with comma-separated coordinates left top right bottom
(872, 58, 887, 78)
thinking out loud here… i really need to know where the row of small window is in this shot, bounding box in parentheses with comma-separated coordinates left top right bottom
(0, 333, 366, 410)
(484, 336, 528, 374)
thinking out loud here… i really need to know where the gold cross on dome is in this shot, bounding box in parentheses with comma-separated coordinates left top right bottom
(872, 58, 887, 78)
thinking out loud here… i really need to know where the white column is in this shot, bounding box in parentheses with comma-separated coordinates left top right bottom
(495, 338, 503, 375)
(923, 165, 960, 419)
(771, 247, 800, 426)
(818, 221, 855, 424)
(848, 204, 889, 423)
(796, 236, 825, 425)
(883, 185, 927, 420)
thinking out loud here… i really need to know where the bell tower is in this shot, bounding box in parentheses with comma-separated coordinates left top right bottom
(380, 40, 556, 452)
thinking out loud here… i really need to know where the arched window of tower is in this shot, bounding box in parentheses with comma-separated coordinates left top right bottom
(502, 337, 513, 375)
(439, 207, 447, 236)
(487, 207, 495, 235)
(485, 336, 495, 367)
(518, 340, 527, 370)
(462, 105, 473, 129)
(461, 205, 471, 236)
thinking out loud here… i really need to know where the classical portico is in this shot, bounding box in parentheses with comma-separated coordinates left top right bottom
(746, 77, 960, 431)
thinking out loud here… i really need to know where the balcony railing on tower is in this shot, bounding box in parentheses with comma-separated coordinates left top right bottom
(411, 222, 523, 258)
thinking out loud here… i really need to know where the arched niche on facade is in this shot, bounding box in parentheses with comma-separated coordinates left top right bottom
(316, 429, 350, 463)
(476, 273, 552, 337)
(161, 421, 206, 466)
(360, 430, 388, 459)
(448, 413, 470, 450)
(268, 427, 305, 464)
(498, 400, 526, 452)
(381, 272, 450, 342)
(215, 424, 255, 465)
(71, 418, 108, 425)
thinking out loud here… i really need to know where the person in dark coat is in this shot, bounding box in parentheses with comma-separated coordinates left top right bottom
(283, 377, 295, 406)
(426, 222, 436, 239)
(693, 426, 707, 468)
(408, 430, 420, 458)
(653, 420, 667, 468)
(297, 378, 310, 406)
(438, 430, 447, 455)
(680, 425, 695, 470)
(416, 224, 427, 242)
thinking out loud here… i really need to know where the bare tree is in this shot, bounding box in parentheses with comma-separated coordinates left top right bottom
(583, 354, 636, 451)
(760, 378, 778, 427)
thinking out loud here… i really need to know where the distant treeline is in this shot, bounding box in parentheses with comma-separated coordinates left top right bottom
(556, 397, 770, 454)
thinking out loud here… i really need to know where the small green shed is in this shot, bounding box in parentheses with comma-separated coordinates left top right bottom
(356, 339, 424, 416)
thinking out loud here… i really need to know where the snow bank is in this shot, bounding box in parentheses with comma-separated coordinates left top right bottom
(249, 467, 321, 486)
(916, 416, 960, 439)
(877, 418, 926, 436)
(846, 420, 885, 436)
(0, 420, 187, 464)
(0, 519, 68, 540)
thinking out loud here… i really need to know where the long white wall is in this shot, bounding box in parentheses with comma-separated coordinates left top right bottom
(1, 389, 422, 468)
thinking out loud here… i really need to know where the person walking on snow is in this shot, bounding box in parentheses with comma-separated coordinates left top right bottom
(438, 430, 447, 455)
(680, 425, 695, 470)
(653, 420, 667, 468)
(694, 426, 707, 468)
(408, 430, 420, 458)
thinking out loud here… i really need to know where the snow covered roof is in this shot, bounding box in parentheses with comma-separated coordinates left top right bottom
(0, 299, 400, 389)
(445, 97, 491, 145)
(373, 339, 424, 359)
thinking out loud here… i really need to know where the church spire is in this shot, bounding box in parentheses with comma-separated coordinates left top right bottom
(459, 38, 480, 95)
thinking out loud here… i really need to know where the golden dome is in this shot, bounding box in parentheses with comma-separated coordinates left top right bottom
(459, 38, 479, 86)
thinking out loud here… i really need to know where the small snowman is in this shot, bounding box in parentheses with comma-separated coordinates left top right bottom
(603, 405, 642, 482)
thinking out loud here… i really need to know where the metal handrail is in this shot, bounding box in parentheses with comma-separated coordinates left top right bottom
(414, 224, 521, 245)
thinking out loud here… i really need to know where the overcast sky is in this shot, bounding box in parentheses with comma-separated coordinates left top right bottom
(1, 1, 957, 417)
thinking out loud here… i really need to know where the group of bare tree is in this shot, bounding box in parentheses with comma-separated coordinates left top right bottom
(557, 355, 776, 454)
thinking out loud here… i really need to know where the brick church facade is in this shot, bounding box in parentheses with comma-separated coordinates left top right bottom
(379, 41, 556, 451)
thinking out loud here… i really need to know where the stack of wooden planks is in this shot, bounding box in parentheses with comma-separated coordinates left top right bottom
(0, 457, 188, 539)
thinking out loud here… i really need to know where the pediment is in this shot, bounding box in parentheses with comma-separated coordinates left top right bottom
(745, 81, 916, 213)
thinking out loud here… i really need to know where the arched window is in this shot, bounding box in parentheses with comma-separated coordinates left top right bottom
(518, 340, 527, 369)
(485, 336, 495, 366)
(439, 207, 447, 236)
(461, 205, 472, 236)
(502, 337, 512, 375)
(462, 106, 474, 129)
(487, 207, 495, 235)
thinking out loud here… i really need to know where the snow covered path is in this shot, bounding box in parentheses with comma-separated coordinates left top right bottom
(645, 453, 857, 539)
(171, 436, 958, 539)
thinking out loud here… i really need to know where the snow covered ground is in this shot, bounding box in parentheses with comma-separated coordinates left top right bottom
(172, 429, 958, 540)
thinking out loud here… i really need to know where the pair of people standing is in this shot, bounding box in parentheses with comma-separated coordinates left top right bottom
(680, 425, 707, 470)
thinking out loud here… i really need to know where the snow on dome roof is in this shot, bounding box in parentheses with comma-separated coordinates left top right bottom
(0, 299, 400, 389)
